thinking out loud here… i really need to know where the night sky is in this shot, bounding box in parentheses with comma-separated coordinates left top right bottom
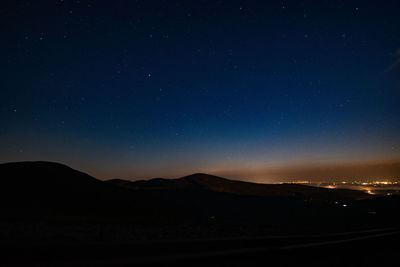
(1, 1, 400, 181)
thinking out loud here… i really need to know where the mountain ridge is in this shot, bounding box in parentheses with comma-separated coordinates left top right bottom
(0, 161, 370, 202)
(106, 172, 369, 201)
(0, 161, 139, 216)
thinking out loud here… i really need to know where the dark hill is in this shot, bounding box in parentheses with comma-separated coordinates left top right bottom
(0, 161, 104, 191)
(107, 173, 369, 202)
(1, 161, 399, 244)
(0, 161, 136, 217)
(0, 161, 372, 224)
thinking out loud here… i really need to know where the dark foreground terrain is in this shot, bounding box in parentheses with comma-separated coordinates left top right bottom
(2, 227, 400, 266)
(0, 161, 399, 266)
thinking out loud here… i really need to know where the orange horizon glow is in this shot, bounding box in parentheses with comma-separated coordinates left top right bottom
(85, 158, 400, 183)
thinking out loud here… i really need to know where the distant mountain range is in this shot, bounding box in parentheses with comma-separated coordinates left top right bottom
(1, 161, 399, 246)
(0, 161, 382, 221)
(107, 173, 368, 200)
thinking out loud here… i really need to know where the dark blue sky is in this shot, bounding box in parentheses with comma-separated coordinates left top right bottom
(1, 0, 399, 180)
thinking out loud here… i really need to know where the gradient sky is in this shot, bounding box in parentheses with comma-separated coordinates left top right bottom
(1, 0, 400, 181)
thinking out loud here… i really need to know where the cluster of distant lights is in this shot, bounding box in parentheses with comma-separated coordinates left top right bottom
(280, 180, 399, 195)
(281, 180, 399, 185)
(333, 181, 397, 185)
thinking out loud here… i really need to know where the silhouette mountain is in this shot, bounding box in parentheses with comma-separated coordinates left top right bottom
(107, 173, 368, 201)
(1, 161, 104, 190)
(0, 161, 136, 216)
(1, 161, 399, 247)
(0, 163, 398, 266)
(0, 161, 372, 223)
